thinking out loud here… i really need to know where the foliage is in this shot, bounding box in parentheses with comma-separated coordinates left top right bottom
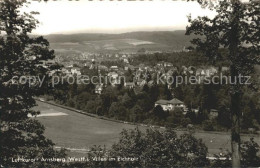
(109, 128, 209, 167)
(131, 51, 228, 68)
(153, 105, 168, 121)
(202, 120, 215, 131)
(186, 0, 260, 165)
(241, 138, 260, 167)
(211, 138, 260, 167)
(0, 0, 65, 167)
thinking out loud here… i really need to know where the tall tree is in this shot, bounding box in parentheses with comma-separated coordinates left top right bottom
(0, 0, 64, 167)
(186, 0, 259, 166)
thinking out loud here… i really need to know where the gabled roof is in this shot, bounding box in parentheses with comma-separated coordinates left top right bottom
(168, 98, 183, 105)
(148, 80, 154, 85)
(155, 98, 183, 105)
(110, 66, 118, 69)
(108, 72, 118, 76)
(155, 99, 169, 105)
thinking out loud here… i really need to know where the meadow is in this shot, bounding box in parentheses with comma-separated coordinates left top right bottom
(50, 38, 170, 53)
(33, 100, 260, 157)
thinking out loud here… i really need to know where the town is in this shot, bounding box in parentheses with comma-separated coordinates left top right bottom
(41, 49, 250, 133)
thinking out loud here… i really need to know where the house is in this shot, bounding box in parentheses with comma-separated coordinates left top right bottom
(107, 72, 120, 85)
(124, 82, 135, 89)
(98, 65, 108, 71)
(123, 58, 129, 64)
(136, 79, 146, 86)
(108, 72, 119, 79)
(95, 84, 103, 94)
(181, 66, 188, 75)
(155, 98, 185, 111)
(196, 68, 206, 76)
(157, 61, 164, 67)
(204, 67, 218, 77)
(110, 66, 118, 71)
(221, 66, 229, 72)
(201, 70, 206, 76)
(61, 68, 70, 75)
(71, 67, 81, 75)
(138, 64, 146, 71)
(208, 66, 218, 75)
(164, 62, 174, 67)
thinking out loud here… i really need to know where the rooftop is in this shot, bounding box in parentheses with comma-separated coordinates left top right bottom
(155, 98, 183, 105)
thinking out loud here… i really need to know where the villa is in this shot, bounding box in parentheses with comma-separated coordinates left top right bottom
(155, 98, 185, 111)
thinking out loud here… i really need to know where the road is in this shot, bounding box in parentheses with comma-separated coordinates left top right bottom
(33, 100, 260, 156)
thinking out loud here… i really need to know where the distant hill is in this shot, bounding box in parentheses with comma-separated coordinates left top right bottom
(44, 30, 197, 52)
(46, 30, 193, 45)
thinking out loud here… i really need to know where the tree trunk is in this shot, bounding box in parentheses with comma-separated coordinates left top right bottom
(230, 1, 241, 167)
(230, 86, 241, 167)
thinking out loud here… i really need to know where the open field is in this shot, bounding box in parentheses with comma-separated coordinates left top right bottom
(33, 101, 138, 149)
(46, 31, 196, 53)
(50, 38, 169, 53)
(33, 100, 260, 156)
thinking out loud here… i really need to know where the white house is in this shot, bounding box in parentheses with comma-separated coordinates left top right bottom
(71, 67, 81, 75)
(123, 58, 129, 64)
(108, 72, 119, 79)
(124, 82, 135, 89)
(110, 66, 118, 71)
(155, 98, 185, 111)
(95, 84, 103, 94)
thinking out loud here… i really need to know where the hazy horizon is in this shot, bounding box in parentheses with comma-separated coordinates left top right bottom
(40, 29, 187, 36)
(24, 1, 216, 35)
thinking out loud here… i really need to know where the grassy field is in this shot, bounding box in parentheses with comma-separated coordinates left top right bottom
(33, 101, 260, 156)
(50, 38, 171, 53)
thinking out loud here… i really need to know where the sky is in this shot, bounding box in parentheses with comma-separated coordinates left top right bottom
(23, 0, 217, 35)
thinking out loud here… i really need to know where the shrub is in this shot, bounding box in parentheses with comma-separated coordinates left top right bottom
(202, 120, 215, 131)
(109, 128, 209, 167)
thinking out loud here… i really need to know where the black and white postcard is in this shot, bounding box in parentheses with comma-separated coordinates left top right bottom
(0, 0, 259, 167)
